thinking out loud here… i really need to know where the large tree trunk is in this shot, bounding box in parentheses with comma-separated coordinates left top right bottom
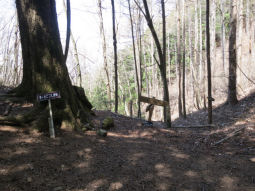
(12, 0, 92, 130)
(228, 0, 238, 105)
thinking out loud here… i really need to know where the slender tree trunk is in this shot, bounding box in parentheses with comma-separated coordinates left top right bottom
(62, 0, 82, 87)
(144, 47, 150, 97)
(151, 36, 156, 96)
(221, 0, 226, 74)
(137, 6, 143, 93)
(182, 0, 186, 118)
(199, 0, 206, 108)
(237, 0, 243, 69)
(199, 0, 203, 84)
(71, 33, 82, 87)
(97, 0, 111, 109)
(63, 0, 70, 63)
(210, 0, 216, 76)
(246, 0, 251, 69)
(111, 0, 118, 113)
(177, 1, 183, 117)
(14, 17, 20, 86)
(161, 0, 169, 122)
(206, 0, 213, 124)
(194, 0, 201, 109)
(128, 0, 141, 118)
(228, 0, 238, 105)
(167, 33, 171, 85)
(246, 0, 250, 34)
(189, 9, 195, 109)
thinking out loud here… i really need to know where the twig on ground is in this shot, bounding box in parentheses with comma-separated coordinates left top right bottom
(212, 126, 246, 146)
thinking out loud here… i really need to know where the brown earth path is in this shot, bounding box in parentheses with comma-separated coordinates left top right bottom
(0, 89, 255, 191)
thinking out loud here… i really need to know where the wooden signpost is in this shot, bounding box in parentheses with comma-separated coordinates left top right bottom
(139, 95, 169, 122)
(140, 95, 168, 107)
(37, 92, 61, 138)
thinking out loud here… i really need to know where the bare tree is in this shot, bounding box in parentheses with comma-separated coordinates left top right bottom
(63, 0, 82, 87)
(128, 0, 141, 118)
(13, 16, 20, 86)
(194, 0, 201, 109)
(237, 0, 243, 69)
(228, 0, 238, 105)
(182, 0, 186, 118)
(111, 0, 118, 113)
(220, 0, 226, 74)
(177, 1, 183, 117)
(206, 0, 213, 124)
(97, 0, 112, 109)
(210, 0, 216, 75)
(136, 0, 171, 126)
(188, 7, 195, 108)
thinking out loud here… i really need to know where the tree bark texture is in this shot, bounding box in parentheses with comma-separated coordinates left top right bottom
(15, 0, 92, 130)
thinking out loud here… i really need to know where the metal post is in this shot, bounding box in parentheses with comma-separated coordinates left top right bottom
(48, 99, 55, 138)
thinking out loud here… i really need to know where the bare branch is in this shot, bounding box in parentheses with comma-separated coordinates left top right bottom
(133, 0, 146, 18)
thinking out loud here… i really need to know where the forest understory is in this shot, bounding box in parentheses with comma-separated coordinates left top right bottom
(0, 86, 254, 191)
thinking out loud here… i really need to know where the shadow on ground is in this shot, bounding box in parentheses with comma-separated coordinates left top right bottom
(173, 91, 255, 128)
(0, 123, 254, 191)
(0, 91, 255, 191)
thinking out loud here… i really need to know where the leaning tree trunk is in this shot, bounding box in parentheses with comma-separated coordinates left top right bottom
(10, 0, 92, 130)
(140, 0, 171, 127)
(228, 0, 238, 105)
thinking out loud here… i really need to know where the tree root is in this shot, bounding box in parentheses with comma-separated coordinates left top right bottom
(1, 86, 93, 132)
(0, 107, 42, 126)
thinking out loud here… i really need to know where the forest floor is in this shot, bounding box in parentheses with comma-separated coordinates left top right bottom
(0, 87, 255, 191)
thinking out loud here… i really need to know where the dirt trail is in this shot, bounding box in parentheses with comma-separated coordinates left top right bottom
(0, 91, 255, 191)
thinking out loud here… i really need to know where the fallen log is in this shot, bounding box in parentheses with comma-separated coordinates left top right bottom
(212, 126, 246, 146)
(173, 124, 216, 128)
